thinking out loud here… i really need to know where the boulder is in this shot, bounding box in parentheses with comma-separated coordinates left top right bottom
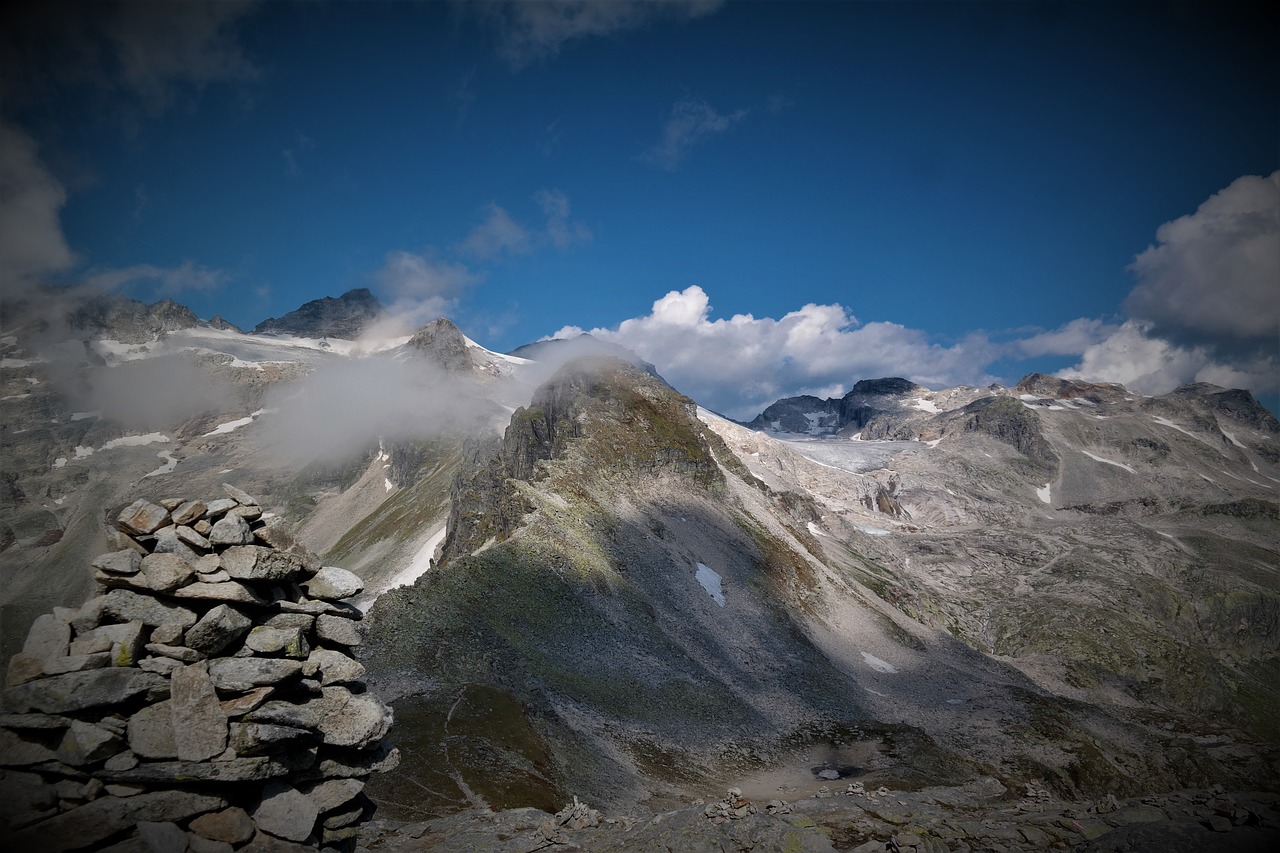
(302, 649, 365, 686)
(209, 515, 253, 546)
(173, 581, 268, 605)
(170, 661, 228, 761)
(128, 700, 178, 759)
(117, 501, 171, 535)
(101, 589, 198, 628)
(220, 546, 306, 582)
(207, 658, 303, 692)
(315, 614, 366, 647)
(189, 807, 255, 843)
(1, 668, 168, 714)
(301, 567, 363, 601)
(7, 791, 225, 852)
(245, 626, 309, 659)
(93, 550, 142, 575)
(252, 781, 318, 842)
(222, 483, 259, 506)
(139, 553, 196, 593)
(185, 605, 253, 656)
(56, 720, 124, 766)
(171, 500, 208, 526)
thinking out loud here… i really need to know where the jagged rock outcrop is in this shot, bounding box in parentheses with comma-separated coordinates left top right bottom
(253, 289, 383, 339)
(440, 357, 722, 561)
(0, 486, 394, 851)
(404, 318, 474, 373)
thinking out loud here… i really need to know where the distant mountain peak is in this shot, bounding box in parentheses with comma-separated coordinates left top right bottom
(253, 287, 383, 339)
(406, 318, 472, 373)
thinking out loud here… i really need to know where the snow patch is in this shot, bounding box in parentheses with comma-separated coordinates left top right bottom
(695, 562, 726, 606)
(70, 411, 101, 421)
(52, 457, 67, 469)
(806, 521, 828, 538)
(1, 393, 29, 400)
(144, 451, 179, 478)
(864, 687, 888, 697)
(74, 445, 95, 459)
(102, 433, 170, 449)
(383, 477, 394, 493)
(855, 525, 892, 536)
(924, 438, 942, 448)
(203, 411, 261, 437)
(861, 652, 897, 673)
(1220, 429, 1247, 449)
(380, 525, 449, 597)
(912, 398, 939, 413)
(1081, 450, 1135, 473)
(1035, 483, 1051, 504)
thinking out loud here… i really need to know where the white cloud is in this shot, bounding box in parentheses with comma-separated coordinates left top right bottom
(551, 285, 1003, 419)
(1054, 171, 1280, 403)
(1059, 319, 1278, 397)
(372, 251, 479, 330)
(1125, 170, 1279, 353)
(458, 204, 533, 259)
(483, 0, 723, 69)
(0, 122, 76, 287)
(640, 97, 749, 171)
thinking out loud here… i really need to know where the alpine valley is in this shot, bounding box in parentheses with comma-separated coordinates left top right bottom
(3, 288, 1278, 852)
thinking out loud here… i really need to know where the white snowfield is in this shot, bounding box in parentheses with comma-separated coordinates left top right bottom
(203, 410, 266, 437)
(1036, 483, 1052, 504)
(695, 562, 726, 606)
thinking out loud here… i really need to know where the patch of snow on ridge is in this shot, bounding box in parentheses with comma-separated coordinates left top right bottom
(807, 522, 828, 538)
(856, 524, 892, 536)
(70, 411, 101, 421)
(861, 652, 897, 673)
(144, 451, 179, 478)
(379, 524, 449, 598)
(1036, 483, 1051, 504)
(102, 433, 170, 450)
(1220, 429, 1248, 450)
(1081, 450, 1135, 473)
(913, 398, 939, 413)
(696, 562, 726, 606)
(203, 410, 264, 437)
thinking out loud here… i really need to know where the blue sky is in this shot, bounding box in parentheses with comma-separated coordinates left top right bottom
(2, 1, 1276, 418)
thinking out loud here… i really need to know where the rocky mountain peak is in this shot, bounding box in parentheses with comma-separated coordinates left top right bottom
(845, 377, 923, 397)
(64, 294, 202, 344)
(1014, 372, 1127, 404)
(405, 318, 472, 373)
(252, 288, 382, 339)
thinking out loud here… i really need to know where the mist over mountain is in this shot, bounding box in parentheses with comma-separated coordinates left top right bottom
(2, 289, 1278, 850)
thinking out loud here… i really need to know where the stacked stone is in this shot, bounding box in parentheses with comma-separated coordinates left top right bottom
(0, 485, 396, 852)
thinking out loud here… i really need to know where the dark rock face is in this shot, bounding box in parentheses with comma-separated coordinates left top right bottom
(253, 288, 383, 339)
(441, 357, 722, 562)
(64, 295, 202, 344)
(746, 377, 927, 435)
(405, 318, 473, 373)
(949, 396, 1059, 467)
(1014, 373, 1128, 405)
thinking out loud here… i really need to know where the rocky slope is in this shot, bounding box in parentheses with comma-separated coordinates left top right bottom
(253, 289, 384, 339)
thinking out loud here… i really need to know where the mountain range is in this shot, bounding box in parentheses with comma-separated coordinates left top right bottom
(2, 288, 1278, 850)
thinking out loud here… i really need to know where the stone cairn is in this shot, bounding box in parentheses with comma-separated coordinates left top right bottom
(0, 485, 396, 852)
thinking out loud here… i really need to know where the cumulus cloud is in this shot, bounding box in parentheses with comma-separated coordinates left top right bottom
(640, 97, 749, 171)
(0, 122, 76, 289)
(1125, 170, 1279, 355)
(482, 0, 723, 69)
(1055, 171, 1280, 402)
(1060, 319, 1278, 397)
(549, 285, 1003, 419)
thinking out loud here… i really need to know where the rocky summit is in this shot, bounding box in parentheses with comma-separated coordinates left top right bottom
(0, 485, 393, 852)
